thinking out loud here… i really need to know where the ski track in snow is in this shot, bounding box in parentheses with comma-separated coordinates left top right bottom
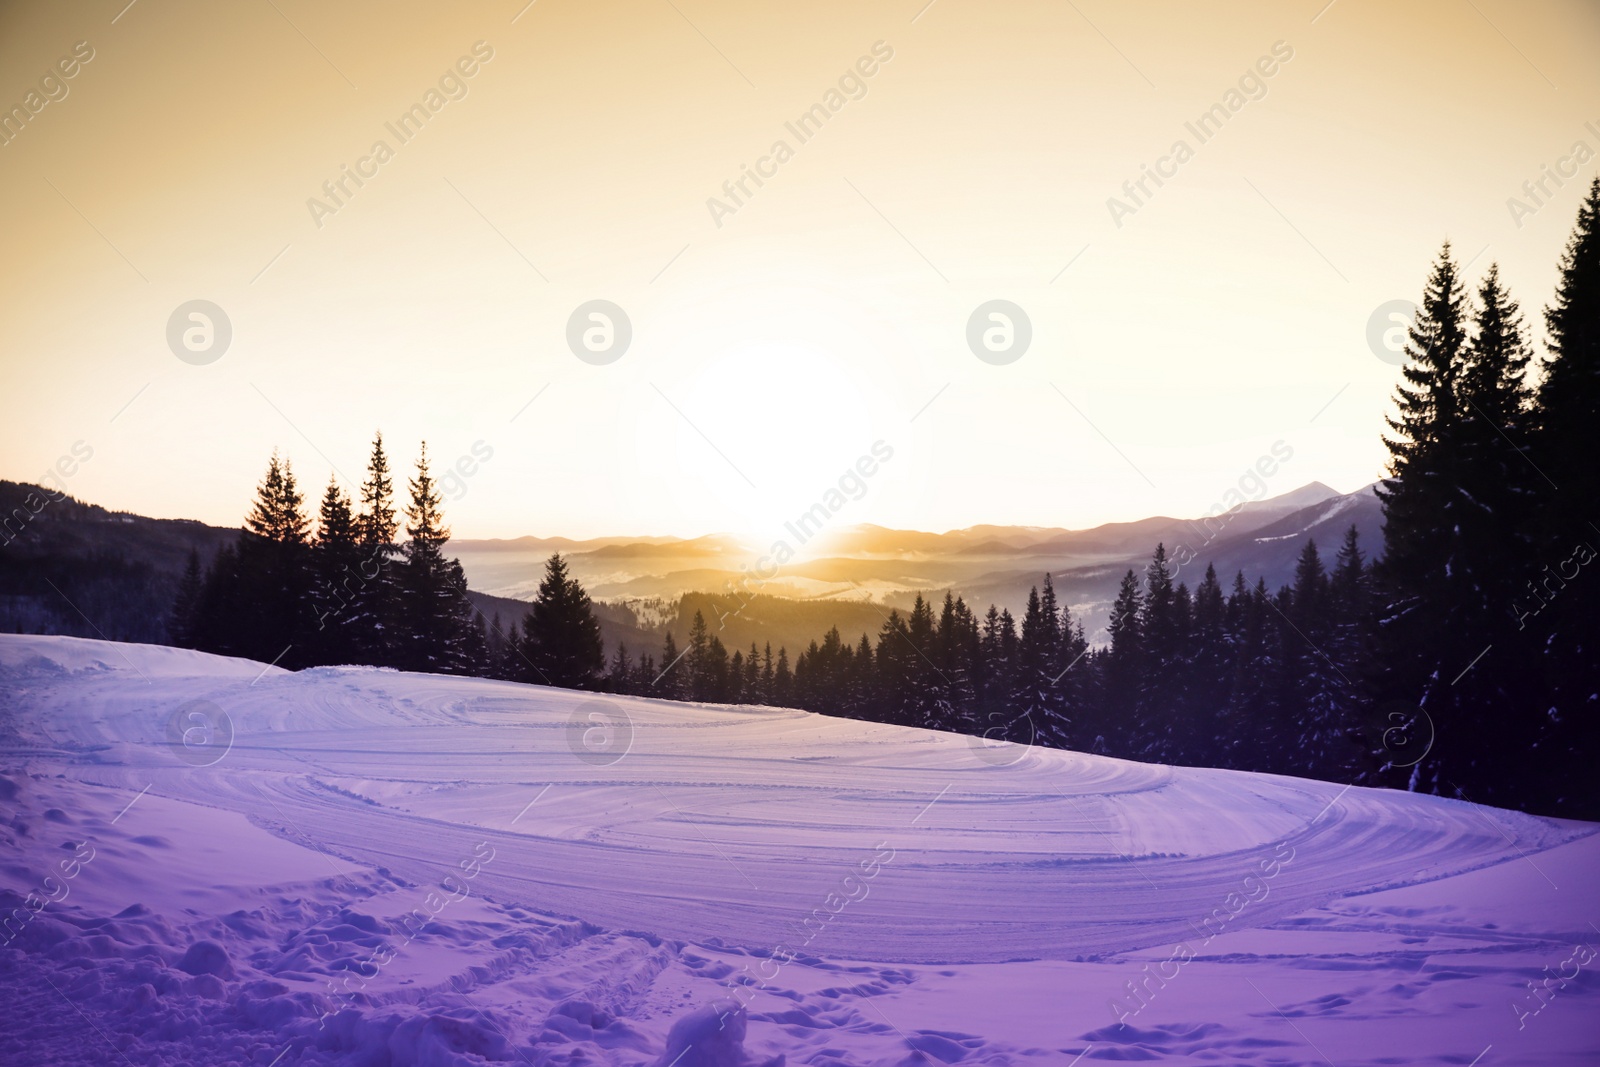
(1, 635, 1596, 1066)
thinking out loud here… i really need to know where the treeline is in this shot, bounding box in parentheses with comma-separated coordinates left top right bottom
(610, 538, 1372, 784)
(171, 433, 607, 685)
(0, 480, 236, 646)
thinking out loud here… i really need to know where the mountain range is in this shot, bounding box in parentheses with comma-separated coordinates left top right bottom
(0, 478, 1381, 656)
(450, 480, 1382, 643)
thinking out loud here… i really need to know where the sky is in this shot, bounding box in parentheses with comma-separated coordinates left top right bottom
(1, 0, 1596, 541)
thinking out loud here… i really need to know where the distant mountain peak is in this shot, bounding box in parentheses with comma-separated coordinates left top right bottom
(1264, 481, 1341, 506)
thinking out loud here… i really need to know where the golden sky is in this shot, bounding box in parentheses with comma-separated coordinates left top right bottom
(1, 0, 1596, 539)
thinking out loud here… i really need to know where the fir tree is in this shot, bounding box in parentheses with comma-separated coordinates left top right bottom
(1016, 582, 1060, 747)
(1528, 178, 1600, 813)
(728, 649, 745, 703)
(609, 642, 633, 694)
(936, 592, 979, 734)
(1287, 539, 1343, 777)
(686, 610, 712, 700)
(706, 635, 731, 702)
(168, 547, 203, 647)
(1448, 265, 1544, 801)
(309, 475, 364, 665)
(1102, 569, 1144, 751)
(1534, 177, 1600, 491)
(850, 632, 879, 719)
(245, 452, 310, 545)
(773, 646, 793, 705)
(745, 642, 762, 704)
(520, 553, 604, 689)
(1223, 574, 1270, 769)
(657, 630, 683, 698)
(972, 605, 1005, 737)
(1326, 526, 1375, 780)
(396, 444, 480, 674)
(1054, 599, 1091, 750)
(905, 594, 948, 730)
(1457, 265, 1536, 621)
(996, 609, 1020, 736)
(1260, 582, 1302, 773)
(497, 620, 524, 681)
(1374, 242, 1472, 791)
(1187, 565, 1230, 746)
(231, 451, 313, 665)
(1138, 545, 1179, 759)
(353, 432, 401, 666)
(358, 432, 398, 548)
(873, 609, 916, 726)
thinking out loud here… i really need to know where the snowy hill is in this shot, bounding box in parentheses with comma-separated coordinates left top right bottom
(1, 634, 1595, 1066)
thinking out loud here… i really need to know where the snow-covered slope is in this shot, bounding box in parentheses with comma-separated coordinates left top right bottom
(1, 635, 1595, 1066)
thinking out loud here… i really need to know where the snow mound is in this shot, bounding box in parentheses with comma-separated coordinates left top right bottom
(653, 1000, 768, 1067)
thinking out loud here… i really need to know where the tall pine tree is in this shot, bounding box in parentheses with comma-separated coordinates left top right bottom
(1374, 243, 1471, 793)
(310, 475, 365, 665)
(1528, 177, 1600, 814)
(397, 444, 481, 675)
(520, 554, 604, 689)
(234, 451, 312, 665)
(354, 433, 401, 666)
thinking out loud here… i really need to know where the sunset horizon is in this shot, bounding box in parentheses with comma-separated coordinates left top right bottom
(3, 3, 1598, 1065)
(3, 0, 1596, 541)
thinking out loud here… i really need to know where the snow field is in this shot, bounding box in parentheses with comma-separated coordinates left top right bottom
(1, 634, 1595, 1065)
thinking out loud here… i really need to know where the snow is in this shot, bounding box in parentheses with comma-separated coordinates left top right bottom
(1252, 491, 1367, 542)
(1, 633, 1596, 1065)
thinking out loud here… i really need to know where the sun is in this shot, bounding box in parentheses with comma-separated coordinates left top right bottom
(668, 339, 876, 548)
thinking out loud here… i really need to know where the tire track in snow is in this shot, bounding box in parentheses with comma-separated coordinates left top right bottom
(2, 638, 1589, 966)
